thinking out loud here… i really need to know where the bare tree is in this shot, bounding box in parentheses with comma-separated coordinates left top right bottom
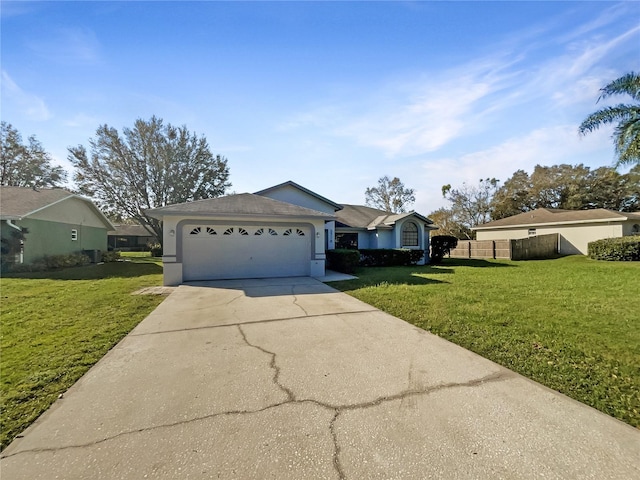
(365, 176, 415, 213)
(441, 178, 499, 238)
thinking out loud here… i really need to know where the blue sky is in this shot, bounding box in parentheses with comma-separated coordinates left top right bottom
(2, 1, 639, 214)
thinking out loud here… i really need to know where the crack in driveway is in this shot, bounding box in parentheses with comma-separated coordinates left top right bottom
(3, 318, 514, 480)
(237, 324, 295, 402)
(2, 369, 514, 479)
(291, 286, 310, 317)
(129, 310, 378, 337)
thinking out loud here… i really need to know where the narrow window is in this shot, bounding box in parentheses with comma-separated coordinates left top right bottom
(401, 222, 418, 246)
(71, 229, 78, 241)
(528, 228, 536, 237)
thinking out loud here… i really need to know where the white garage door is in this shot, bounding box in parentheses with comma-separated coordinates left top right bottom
(182, 224, 311, 281)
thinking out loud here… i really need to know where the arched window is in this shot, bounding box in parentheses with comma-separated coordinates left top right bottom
(401, 222, 418, 246)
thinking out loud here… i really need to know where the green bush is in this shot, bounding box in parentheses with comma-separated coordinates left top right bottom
(101, 250, 121, 263)
(327, 249, 360, 274)
(44, 253, 91, 269)
(7, 253, 91, 273)
(588, 236, 640, 261)
(359, 248, 424, 267)
(430, 235, 459, 264)
(147, 242, 162, 257)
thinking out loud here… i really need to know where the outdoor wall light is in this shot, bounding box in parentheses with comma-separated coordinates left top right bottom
(169, 229, 175, 237)
(316, 232, 320, 238)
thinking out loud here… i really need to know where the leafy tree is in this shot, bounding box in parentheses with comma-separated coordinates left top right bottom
(441, 178, 499, 237)
(579, 72, 640, 166)
(0, 227, 27, 272)
(0, 122, 67, 187)
(490, 170, 533, 220)
(584, 165, 639, 211)
(529, 164, 590, 210)
(69, 116, 231, 244)
(365, 176, 415, 213)
(490, 164, 639, 217)
(427, 207, 472, 240)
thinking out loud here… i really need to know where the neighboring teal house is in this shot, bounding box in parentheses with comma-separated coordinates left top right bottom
(0, 187, 114, 265)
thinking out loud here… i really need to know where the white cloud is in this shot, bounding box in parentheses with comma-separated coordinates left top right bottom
(565, 25, 640, 79)
(282, 17, 638, 160)
(341, 78, 496, 157)
(28, 27, 101, 65)
(1, 70, 51, 121)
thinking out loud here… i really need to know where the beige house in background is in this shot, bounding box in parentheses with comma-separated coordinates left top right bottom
(473, 208, 640, 255)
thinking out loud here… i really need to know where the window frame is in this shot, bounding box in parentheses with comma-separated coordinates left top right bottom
(401, 222, 419, 247)
(335, 232, 358, 250)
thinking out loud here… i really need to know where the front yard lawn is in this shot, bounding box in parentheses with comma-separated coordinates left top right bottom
(331, 255, 640, 428)
(0, 256, 164, 450)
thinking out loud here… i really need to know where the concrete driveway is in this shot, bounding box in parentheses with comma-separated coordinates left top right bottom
(2, 277, 639, 479)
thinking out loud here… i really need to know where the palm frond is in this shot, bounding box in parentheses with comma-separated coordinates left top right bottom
(598, 71, 640, 103)
(578, 105, 639, 134)
(614, 116, 640, 166)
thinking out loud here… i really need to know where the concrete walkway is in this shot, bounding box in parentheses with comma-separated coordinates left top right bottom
(2, 277, 638, 479)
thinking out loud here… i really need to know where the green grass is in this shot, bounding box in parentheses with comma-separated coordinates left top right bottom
(0, 254, 164, 450)
(331, 256, 640, 428)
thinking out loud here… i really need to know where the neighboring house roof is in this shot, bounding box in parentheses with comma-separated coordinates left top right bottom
(108, 224, 157, 237)
(337, 204, 435, 230)
(473, 208, 640, 230)
(0, 186, 114, 229)
(146, 193, 335, 220)
(254, 180, 343, 211)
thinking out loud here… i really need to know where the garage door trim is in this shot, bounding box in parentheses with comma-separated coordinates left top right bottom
(174, 219, 319, 263)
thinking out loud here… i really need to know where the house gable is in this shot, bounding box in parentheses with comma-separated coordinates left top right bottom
(255, 181, 342, 215)
(28, 197, 113, 229)
(0, 186, 113, 230)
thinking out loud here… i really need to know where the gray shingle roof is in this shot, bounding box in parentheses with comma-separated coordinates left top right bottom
(474, 208, 640, 230)
(0, 186, 75, 218)
(146, 193, 335, 219)
(0, 186, 114, 229)
(336, 204, 434, 229)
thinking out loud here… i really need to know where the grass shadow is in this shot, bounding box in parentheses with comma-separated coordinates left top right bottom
(331, 265, 450, 292)
(439, 258, 518, 268)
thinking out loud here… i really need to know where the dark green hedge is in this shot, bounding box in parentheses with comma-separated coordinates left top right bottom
(326, 249, 361, 274)
(588, 236, 640, 261)
(359, 249, 424, 267)
(430, 235, 459, 264)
